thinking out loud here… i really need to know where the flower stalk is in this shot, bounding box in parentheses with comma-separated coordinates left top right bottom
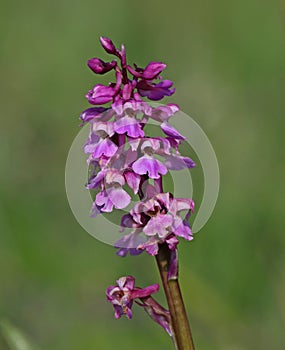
(156, 243, 195, 350)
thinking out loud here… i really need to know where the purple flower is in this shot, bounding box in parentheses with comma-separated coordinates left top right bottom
(86, 84, 116, 105)
(106, 276, 159, 319)
(160, 122, 186, 140)
(132, 139, 167, 179)
(85, 37, 176, 106)
(117, 192, 194, 256)
(115, 230, 145, 257)
(142, 62, 167, 80)
(114, 115, 144, 138)
(124, 169, 141, 194)
(137, 80, 175, 101)
(100, 36, 117, 55)
(88, 169, 131, 214)
(88, 58, 117, 74)
(127, 61, 166, 80)
(80, 37, 198, 339)
(150, 103, 179, 122)
(80, 107, 109, 123)
(84, 122, 118, 160)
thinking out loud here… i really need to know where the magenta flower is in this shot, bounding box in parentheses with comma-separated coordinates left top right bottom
(100, 36, 117, 55)
(137, 79, 175, 101)
(132, 139, 168, 179)
(88, 58, 117, 74)
(87, 169, 131, 214)
(117, 192, 194, 256)
(106, 276, 159, 319)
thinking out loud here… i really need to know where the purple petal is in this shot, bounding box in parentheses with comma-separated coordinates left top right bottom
(141, 138, 161, 152)
(95, 191, 114, 212)
(150, 104, 179, 122)
(125, 307, 133, 319)
(164, 155, 195, 170)
(132, 156, 167, 179)
(145, 243, 159, 256)
(92, 138, 118, 158)
(114, 116, 144, 138)
(131, 284, 159, 299)
(105, 170, 125, 186)
(137, 237, 159, 256)
(175, 198, 195, 213)
(115, 231, 146, 255)
(142, 62, 166, 80)
(88, 58, 117, 74)
(174, 220, 193, 240)
(137, 297, 172, 336)
(112, 100, 124, 115)
(114, 305, 124, 319)
(120, 214, 139, 228)
(137, 80, 175, 101)
(100, 36, 117, 54)
(86, 170, 106, 189)
(127, 65, 142, 78)
(143, 214, 173, 237)
(156, 80, 173, 88)
(166, 235, 179, 250)
(80, 107, 109, 123)
(117, 275, 135, 290)
(161, 122, 186, 140)
(86, 84, 115, 105)
(83, 133, 100, 154)
(124, 170, 141, 194)
(122, 83, 133, 100)
(108, 188, 131, 209)
(90, 202, 102, 218)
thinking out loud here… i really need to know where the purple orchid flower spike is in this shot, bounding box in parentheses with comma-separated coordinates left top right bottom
(80, 37, 196, 350)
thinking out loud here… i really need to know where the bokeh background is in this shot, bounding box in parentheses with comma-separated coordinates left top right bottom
(1, 0, 284, 349)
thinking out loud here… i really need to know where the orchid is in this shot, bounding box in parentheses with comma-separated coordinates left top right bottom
(80, 37, 196, 349)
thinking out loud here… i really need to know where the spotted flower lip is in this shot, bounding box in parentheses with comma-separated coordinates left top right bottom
(106, 276, 159, 319)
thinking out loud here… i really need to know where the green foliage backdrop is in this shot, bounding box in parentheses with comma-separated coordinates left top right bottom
(0, 0, 284, 349)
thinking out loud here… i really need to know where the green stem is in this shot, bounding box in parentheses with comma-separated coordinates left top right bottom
(155, 243, 195, 350)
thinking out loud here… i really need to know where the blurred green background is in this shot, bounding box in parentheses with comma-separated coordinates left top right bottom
(1, 0, 284, 349)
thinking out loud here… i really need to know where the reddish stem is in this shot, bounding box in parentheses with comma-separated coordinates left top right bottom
(156, 243, 195, 350)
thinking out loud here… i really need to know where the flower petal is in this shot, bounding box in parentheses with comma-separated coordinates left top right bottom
(161, 122, 186, 140)
(114, 115, 144, 138)
(92, 138, 118, 158)
(124, 170, 141, 194)
(143, 214, 173, 238)
(108, 188, 131, 209)
(132, 156, 167, 179)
